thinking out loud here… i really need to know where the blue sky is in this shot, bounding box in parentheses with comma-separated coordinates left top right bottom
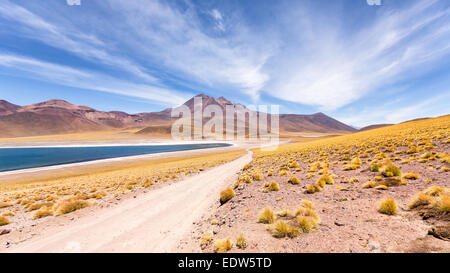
(0, 0, 449, 127)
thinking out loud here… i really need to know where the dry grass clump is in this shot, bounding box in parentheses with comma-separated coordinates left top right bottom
(301, 200, 314, 209)
(379, 159, 402, 177)
(214, 238, 233, 252)
(33, 206, 54, 219)
(2, 211, 15, 217)
(378, 197, 398, 215)
(288, 176, 300, 185)
(375, 185, 388, 190)
(276, 209, 294, 217)
(0, 216, 10, 226)
(317, 174, 334, 185)
(363, 181, 375, 188)
(422, 186, 446, 197)
(408, 186, 450, 214)
(271, 220, 299, 238)
(252, 173, 264, 181)
(236, 234, 247, 249)
(295, 204, 321, 233)
(438, 193, 450, 213)
(408, 193, 435, 209)
(53, 199, 91, 216)
(220, 187, 236, 205)
(258, 207, 275, 223)
(296, 216, 320, 233)
(0, 202, 14, 208)
(268, 181, 280, 191)
(200, 231, 213, 246)
(370, 164, 380, 172)
(342, 156, 362, 170)
(306, 185, 316, 194)
(287, 161, 299, 168)
(403, 173, 419, 180)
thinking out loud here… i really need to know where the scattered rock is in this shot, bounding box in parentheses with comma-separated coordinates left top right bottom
(366, 241, 381, 253)
(0, 229, 11, 236)
(334, 221, 345, 227)
(428, 224, 450, 241)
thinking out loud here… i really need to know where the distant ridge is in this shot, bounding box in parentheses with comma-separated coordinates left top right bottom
(359, 124, 393, 132)
(0, 95, 356, 137)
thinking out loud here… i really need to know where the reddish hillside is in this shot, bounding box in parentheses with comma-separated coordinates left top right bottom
(0, 95, 356, 137)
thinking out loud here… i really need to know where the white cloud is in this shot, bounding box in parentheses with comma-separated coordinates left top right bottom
(0, 53, 191, 107)
(265, 0, 450, 110)
(210, 9, 225, 31)
(104, 0, 273, 100)
(1, 0, 449, 118)
(0, 0, 157, 83)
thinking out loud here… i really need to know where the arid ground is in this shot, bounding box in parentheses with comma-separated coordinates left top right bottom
(0, 116, 448, 253)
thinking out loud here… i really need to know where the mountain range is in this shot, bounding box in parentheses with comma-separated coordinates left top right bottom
(0, 94, 356, 138)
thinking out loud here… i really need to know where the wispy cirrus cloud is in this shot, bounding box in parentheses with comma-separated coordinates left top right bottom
(265, 0, 450, 110)
(0, 0, 449, 125)
(0, 53, 191, 106)
(0, 0, 157, 83)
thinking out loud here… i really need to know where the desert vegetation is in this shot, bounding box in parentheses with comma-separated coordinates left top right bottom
(0, 150, 245, 229)
(191, 115, 450, 253)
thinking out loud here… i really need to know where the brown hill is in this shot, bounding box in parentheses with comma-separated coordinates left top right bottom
(0, 95, 356, 138)
(0, 100, 20, 116)
(279, 113, 356, 133)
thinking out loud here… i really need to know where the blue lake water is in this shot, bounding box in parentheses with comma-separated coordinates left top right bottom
(0, 143, 231, 172)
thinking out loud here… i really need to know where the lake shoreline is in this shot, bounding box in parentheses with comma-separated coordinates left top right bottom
(0, 142, 252, 178)
(0, 142, 237, 175)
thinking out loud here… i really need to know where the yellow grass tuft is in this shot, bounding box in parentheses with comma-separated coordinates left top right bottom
(317, 174, 334, 185)
(0, 216, 10, 226)
(33, 206, 54, 219)
(2, 211, 15, 217)
(258, 207, 275, 224)
(0, 202, 14, 209)
(438, 193, 450, 213)
(200, 231, 213, 246)
(214, 239, 233, 252)
(301, 200, 315, 209)
(252, 173, 264, 181)
(295, 207, 321, 223)
(403, 173, 419, 180)
(236, 234, 247, 249)
(220, 187, 236, 205)
(53, 199, 91, 216)
(296, 216, 319, 233)
(363, 181, 375, 188)
(375, 185, 388, 190)
(422, 186, 446, 197)
(268, 181, 280, 191)
(288, 176, 300, 185)
(408, 193, 435, 209)
(271, 220, 299, 238)
(306, 185, 315, 194)
(380, 159, 402, 177)
(378, 197, 398, 215)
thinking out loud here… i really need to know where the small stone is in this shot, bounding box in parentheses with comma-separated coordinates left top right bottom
(366, 241, 381, 253)
(334, 221, 345, 227)
(0, 229, 11, 236)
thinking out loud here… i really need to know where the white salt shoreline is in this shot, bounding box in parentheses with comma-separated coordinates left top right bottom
(0, 141, 245, 177)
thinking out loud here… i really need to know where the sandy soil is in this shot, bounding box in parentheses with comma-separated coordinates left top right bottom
(179, 146, 450, 253)
(1, 151, 252, 252)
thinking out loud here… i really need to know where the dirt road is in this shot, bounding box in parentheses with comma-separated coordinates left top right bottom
(7, 151, 252, 253)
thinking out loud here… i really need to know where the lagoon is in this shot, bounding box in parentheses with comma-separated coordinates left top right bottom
(0, 143, 231, 172)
